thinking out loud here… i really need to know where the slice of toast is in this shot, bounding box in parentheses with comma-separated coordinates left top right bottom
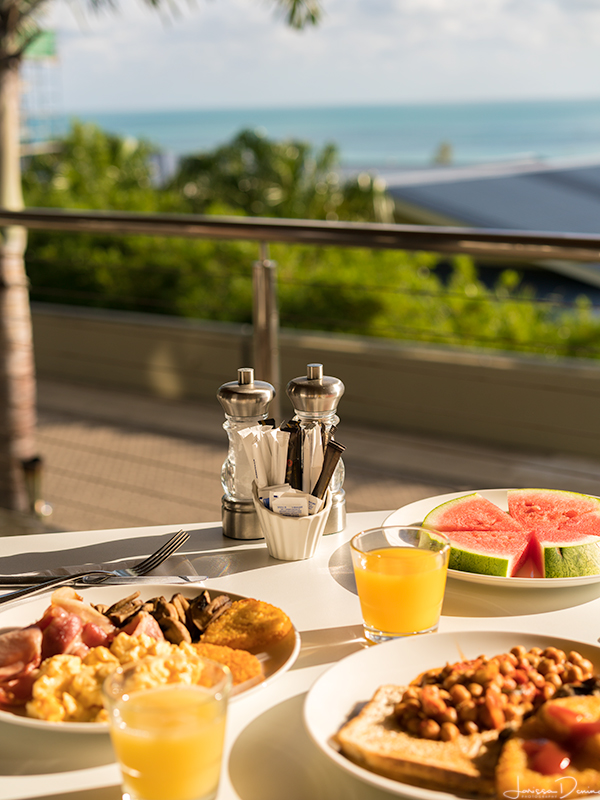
(334, 685, 503, 798)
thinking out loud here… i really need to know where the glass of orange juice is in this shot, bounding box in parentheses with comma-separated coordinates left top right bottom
(103, 655, 232, 800)
(350, 526, 450, 643)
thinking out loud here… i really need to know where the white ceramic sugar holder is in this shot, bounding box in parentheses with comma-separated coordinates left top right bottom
(251, 482, 332, 561)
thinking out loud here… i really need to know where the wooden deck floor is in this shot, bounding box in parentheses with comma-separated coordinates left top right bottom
(3, 378, 600, 535)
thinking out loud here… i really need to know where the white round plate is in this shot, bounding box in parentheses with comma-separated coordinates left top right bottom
(385, 489, 600, 588)
(304, 630, 600, 800)
(0, 583, 300, 733)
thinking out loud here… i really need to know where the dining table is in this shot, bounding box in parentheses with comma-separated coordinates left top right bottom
(2, 504, 600, 800)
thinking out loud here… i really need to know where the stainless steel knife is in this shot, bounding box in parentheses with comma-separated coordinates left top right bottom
(0, 575, 207, 587)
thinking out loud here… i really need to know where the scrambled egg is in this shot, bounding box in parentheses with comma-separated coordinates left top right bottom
(26, 632, 206, 723)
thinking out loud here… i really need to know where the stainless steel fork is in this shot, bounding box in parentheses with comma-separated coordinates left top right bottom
(0, 529, 189, 606)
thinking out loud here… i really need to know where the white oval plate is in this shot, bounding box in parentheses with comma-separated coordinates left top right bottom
(304, 630, 600, 800)
(0, 584, 300, 733)
(385, 489, 600, 588)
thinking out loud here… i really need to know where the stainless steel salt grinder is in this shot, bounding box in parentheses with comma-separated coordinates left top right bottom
(286, 363, 346, 533)
(217, 367, 275, 540)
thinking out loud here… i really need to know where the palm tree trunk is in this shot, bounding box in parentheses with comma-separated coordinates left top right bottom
(0, 58, 37, 511)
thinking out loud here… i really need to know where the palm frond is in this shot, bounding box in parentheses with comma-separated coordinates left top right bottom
(271, 0, 322, 29)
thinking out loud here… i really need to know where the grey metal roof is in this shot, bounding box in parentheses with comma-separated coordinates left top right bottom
(381, 157, 600, 287)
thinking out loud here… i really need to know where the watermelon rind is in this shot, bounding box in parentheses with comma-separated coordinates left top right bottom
(448, 546, 512, 578)
(542, 539, 600, 578)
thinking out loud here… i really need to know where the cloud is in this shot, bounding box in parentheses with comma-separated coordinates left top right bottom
(46, 0, 600, 111)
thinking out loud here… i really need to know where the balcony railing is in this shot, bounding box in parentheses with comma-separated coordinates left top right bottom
(2, 207, 600, 261)
(2, 206, 600, 405)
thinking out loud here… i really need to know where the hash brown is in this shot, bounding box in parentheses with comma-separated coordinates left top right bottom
(193, 642, 263, 686)
(201, 598, 292, 651)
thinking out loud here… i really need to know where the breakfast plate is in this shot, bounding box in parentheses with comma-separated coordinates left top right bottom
(303, 630, 600, 800)
(0, 583, 300, 733)
(385, 489, 600, 588)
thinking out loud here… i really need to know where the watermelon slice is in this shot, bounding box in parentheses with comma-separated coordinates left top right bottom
(422, 489, 600, 579)
(446, 529, 533, 578)
(508, 489, 600, 532)
(424, 493, 525, 532)
(531, 533, 600, 578)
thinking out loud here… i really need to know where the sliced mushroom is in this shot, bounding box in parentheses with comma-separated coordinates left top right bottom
(170, 594, 189, 623)
(161, 617, 192, 644)
(105, 592, 144, 625)
(154, 596, 179, 620)
(188, 593, 232, 634)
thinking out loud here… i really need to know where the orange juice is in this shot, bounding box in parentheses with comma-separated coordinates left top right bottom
(109, 685, 226, 800)
(352, 546, 448, 636)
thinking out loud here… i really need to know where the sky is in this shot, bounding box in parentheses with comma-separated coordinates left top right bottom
(44, 0, 600, 113)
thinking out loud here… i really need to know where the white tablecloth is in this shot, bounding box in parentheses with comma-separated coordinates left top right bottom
(2, 510, 600, 800)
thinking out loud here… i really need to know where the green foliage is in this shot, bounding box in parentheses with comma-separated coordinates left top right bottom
(21, 121, 600, 360)
(23, 121, 181, 212)
(169, 128, 393, 222)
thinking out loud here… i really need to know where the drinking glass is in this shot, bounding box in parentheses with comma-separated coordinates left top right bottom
(350, 526, 450, 644)
(103, 656, 232, 800)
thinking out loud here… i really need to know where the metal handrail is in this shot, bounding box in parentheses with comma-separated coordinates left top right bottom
(1, 206, 600, 262)
(5, 205, 600, 399)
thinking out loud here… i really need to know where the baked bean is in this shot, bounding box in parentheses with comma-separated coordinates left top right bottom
(538, 658, 558, 676)
(542, 683, 556, 701)
(468, 683, 484, 698)
(473, 662, 499, 685)
(563, 664, 584, 683)
(450, 684, 471, 704)
(457, 700, 478, 722)
(396, 644, 597, 740)
(525, 683, 540, 700)
(499, 659, 516, 677)
(442, 674, 461, 690)
(580, 659, 594, 678)
(568, 650, 584, 665)
(440, 722, 460, 742)
(419, 719, 441, 739)
(530, 671, 547, 689)
(400, 706, 420, 721)
(524, 654, 541, 669)
(543, 647, 566, 663)
(462, 720, 479, 735)
(438, 707, 458, 724)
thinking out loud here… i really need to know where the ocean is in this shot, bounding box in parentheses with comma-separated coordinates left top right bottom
(34, 97, 600, 170)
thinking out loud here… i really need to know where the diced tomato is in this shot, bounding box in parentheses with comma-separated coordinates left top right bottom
(513, 669, 530, 685)
(523, 739, 571, 775)
(547, 704, 600, 739)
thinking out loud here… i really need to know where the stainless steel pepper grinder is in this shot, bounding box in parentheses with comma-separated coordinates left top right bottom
(217, 367, 275, 539)
(286, 363, 346, 534)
